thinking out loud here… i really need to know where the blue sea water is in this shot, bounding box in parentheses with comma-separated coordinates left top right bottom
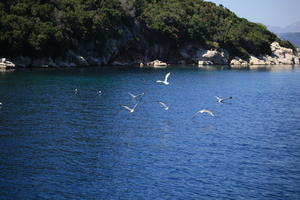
(0, 65, 300, 199)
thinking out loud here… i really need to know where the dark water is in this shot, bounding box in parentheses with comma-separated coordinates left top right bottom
(1, 65, 300, 199)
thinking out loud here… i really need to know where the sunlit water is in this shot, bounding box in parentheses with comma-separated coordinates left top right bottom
(1, 65, 300, 199)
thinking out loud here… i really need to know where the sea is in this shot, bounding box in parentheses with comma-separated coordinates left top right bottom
(0, 65, 300, 199)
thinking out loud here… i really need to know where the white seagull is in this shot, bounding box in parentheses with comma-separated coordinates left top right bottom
(156, 72, 171, 85)
(0, 102, 2, 105)
(215, 96, 232, 103)
(158, 101, 169, 110)
(121, 103, 139, 113)
(97, 90, 102, 95)
(193, 109, 215, 117)
(128, 92, 144, 99)
(74, 88, 78, 94)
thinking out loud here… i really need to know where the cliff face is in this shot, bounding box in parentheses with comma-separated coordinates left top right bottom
(2, 37, 299, 69)
(0, 0, 298, 68)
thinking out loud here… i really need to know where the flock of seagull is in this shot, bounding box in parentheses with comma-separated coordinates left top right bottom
(0, 72, 232, 117)
(74, 72, 232, 118)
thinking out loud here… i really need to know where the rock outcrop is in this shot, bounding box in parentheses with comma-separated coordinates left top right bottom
(230, 42, 300, 68)
(271, 42, 298, 64)
(146, 60, 168, 68)
(178, 46, 229, 65)
(198, 49, 229, 65)
(0, 58, 16, 69)
(198, 61, 213, 65)
(230, 57, 249, 66)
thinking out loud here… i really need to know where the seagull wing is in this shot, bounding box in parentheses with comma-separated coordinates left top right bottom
(201, 109, 215, 116)
(159, 101, 168, 109)
(193, 110, 202, 118)
(215, 96, 222, 101)
(194, 109, 215, 117)
(128, 92, 136, 98)
(223, 96, 232, 101)
(164, 72, 171, 82)
(121, 105, 132, 112)
(133, 103, 139, 110)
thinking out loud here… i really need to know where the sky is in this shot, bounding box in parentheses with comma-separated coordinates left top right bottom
(207, 0, 300, 27)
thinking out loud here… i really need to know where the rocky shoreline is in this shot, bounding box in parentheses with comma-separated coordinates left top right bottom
(1, 42, 299, 70)
(230, 42, 300, 68)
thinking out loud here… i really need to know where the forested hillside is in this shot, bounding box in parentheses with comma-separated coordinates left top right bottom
(0, 0, 284, 61)
(0, 0, 127, 57)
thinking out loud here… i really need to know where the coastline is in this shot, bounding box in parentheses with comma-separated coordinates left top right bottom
(1, 64, 300, 73)
(1, 42, 299, 70)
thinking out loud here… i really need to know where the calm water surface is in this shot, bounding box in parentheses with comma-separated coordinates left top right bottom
(0, 65, 300, 199)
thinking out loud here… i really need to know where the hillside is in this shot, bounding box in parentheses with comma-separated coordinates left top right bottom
(0, 0, 289, 66)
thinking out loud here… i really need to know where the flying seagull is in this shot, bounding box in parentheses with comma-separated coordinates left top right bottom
(128, 92, 144, 99)
(158, 101, 169, 110)
(215, 96, 232, 103)
(156, 72, 171, 85)
(193, 109, 215, 117)
(121, 103, 139, 113)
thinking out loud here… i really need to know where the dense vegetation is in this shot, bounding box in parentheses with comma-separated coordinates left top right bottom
(138, 0, 279, 58)
(0, 0, 128, 57)
(0, 0, 281, 59)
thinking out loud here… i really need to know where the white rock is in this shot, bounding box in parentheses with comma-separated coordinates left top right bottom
(265, 56, 278, 65)
(67, 51, 89, 66)
(248, 42, 300, 66)
(75, 56, 89, 66)
(284, 54, 295, 60)
(147, 60, 168, 68)
(278, 58, 294, 65)
(249, 56, 266, 65)
(198, 49, 229, 65)
(0, 58, 16, 69)
(230, 56, 248, 66)
(198, 60, 214, 65)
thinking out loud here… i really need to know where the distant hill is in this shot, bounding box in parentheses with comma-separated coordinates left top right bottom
(278, 32, 300, 48)
(268, 26, 285, 33)
(268, 21, 300, 33)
